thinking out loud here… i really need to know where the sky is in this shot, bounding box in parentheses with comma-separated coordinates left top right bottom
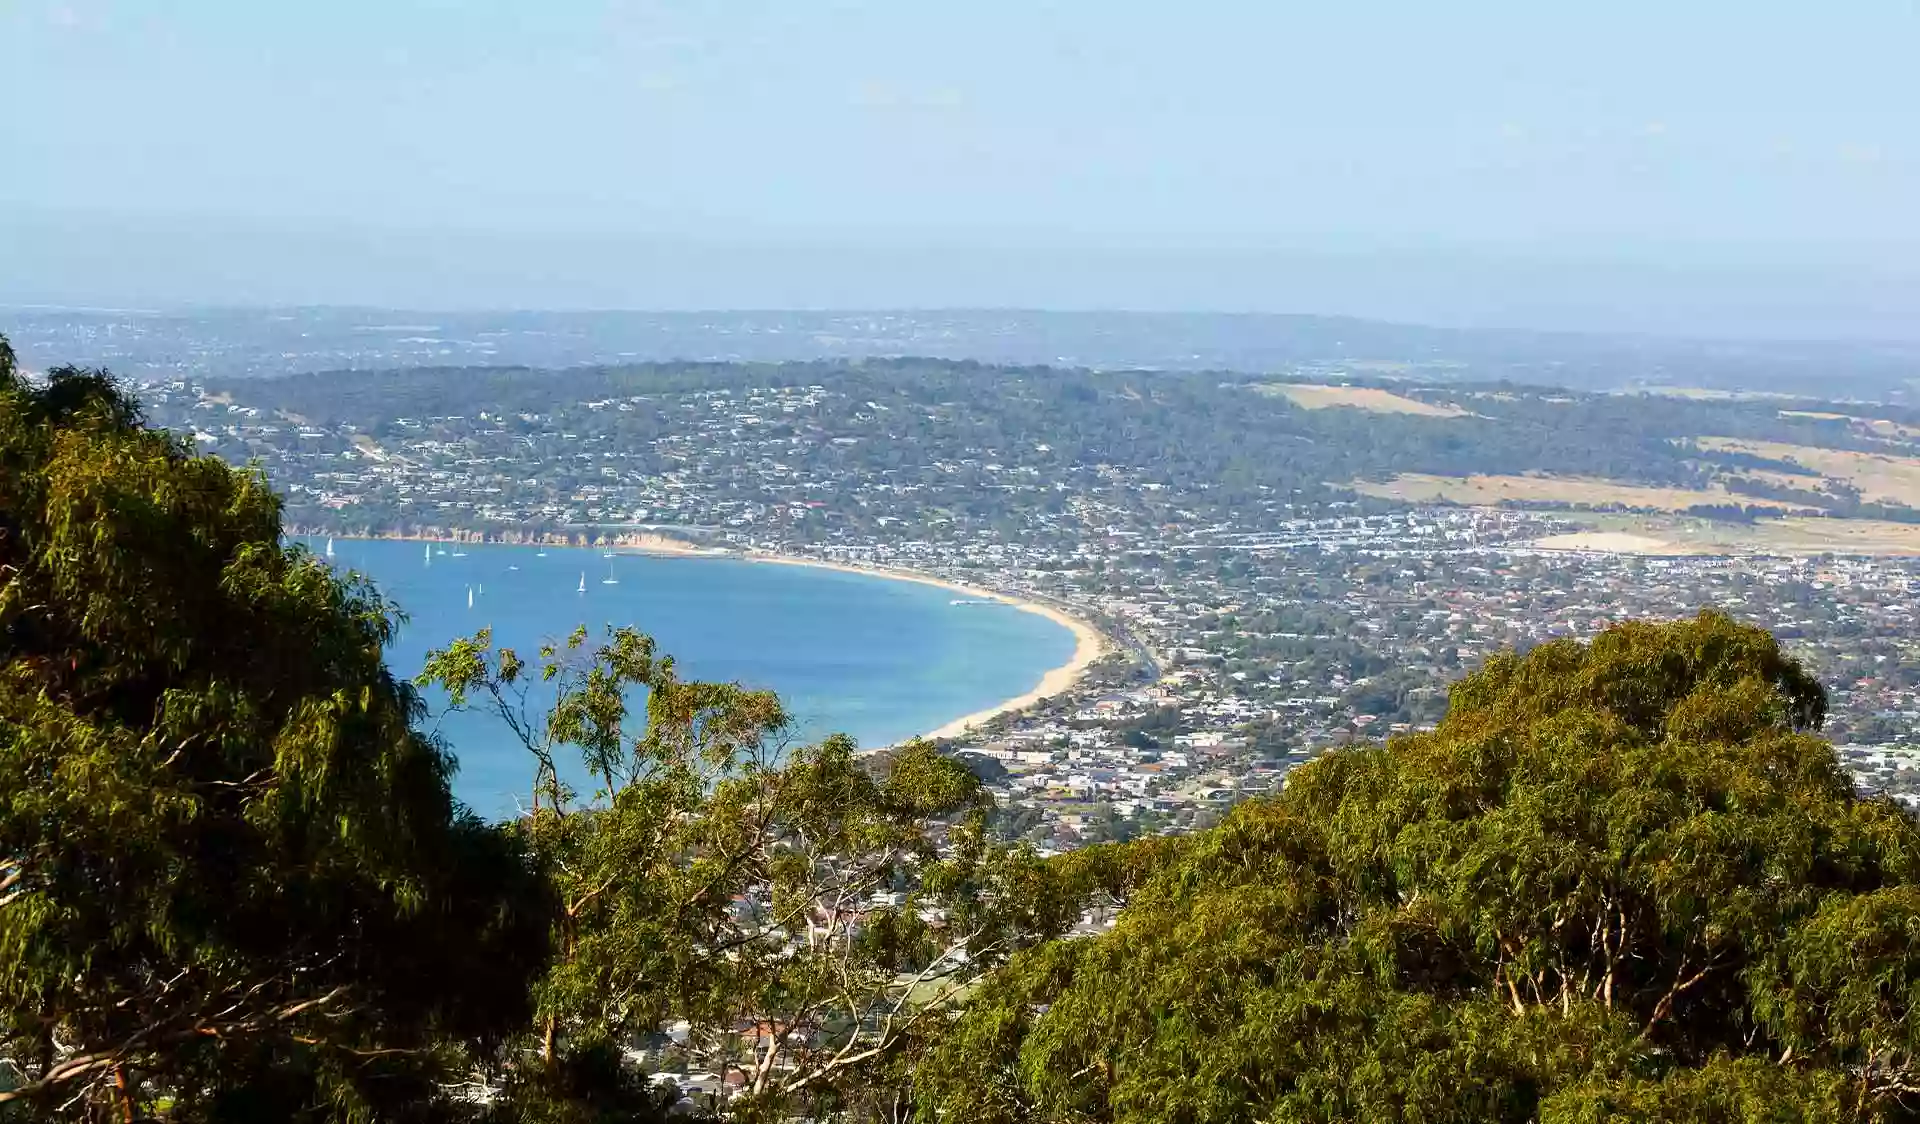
(3, 1, 1917, 336)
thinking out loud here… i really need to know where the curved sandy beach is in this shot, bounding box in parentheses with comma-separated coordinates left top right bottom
(742, 554, 1110, 743)
(325, 531, 1110, 744)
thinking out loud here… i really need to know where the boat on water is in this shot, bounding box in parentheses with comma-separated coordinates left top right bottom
(601, 562, 618, 586)
(507, 563, 519, 571)
(325, 537, 335, 558)
(451, 546, 468, 557)
(466, 586, 474, 609)
(424, 543, 432, 563)
(577, 572, 586, 594)
(536, 549, 547, 557)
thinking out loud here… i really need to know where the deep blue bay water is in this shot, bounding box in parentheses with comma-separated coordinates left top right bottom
(315, 538, 1076, 816)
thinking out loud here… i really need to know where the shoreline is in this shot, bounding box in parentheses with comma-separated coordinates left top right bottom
(289, 527, 725, 555)
(739, 553, 1110, 744)
(318, 532, 1111, 745)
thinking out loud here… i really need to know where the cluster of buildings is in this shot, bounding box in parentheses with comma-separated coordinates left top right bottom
(913, 543, 1920, 846)
(134, 376, 1920, 851)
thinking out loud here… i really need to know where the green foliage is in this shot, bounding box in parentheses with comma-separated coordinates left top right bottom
(917, 612, 1920, 1123)
(0, 340, 548, 1120)
(481, 1042, 684, 1124)
(419, 624, 1135, 1119)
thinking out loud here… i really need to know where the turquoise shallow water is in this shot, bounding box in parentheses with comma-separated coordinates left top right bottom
(317, 538, 1075, 816)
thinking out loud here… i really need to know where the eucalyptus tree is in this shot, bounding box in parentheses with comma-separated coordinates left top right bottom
(0, 340, 548, 1120)
(918, 612, 1920, 1123)
(421, 625, 1149, 1121)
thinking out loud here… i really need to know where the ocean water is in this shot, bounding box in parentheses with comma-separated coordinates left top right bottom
(314, 538, 1075, 816)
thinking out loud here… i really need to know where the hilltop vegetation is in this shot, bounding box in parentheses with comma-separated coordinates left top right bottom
(12, 335, 1920, 1121)
(148, 358, 1920, 545)
(0, 338, 549, 1117)
(921, 613, 1920, 1122)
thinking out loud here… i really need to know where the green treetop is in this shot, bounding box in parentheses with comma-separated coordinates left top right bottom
(0, 340, 548, 1121)
(918, 612, 1920, 1124)
(419, 624, 1151, 1122)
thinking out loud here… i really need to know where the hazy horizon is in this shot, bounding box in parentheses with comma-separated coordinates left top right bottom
(5, 2, 1917, 340)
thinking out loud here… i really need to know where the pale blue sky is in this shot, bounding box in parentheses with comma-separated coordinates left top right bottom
(3, 1, 1917, 334)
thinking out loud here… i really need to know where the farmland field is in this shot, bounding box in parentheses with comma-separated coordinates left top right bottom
(1260, 383, 1467, 417)
(1529, 513, 1920, 556)
(1695, 437, 1920, 506)
(1348, 473, 1812, 513)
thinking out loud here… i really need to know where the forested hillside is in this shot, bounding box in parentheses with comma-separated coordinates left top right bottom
(144, 358, 1920, 545)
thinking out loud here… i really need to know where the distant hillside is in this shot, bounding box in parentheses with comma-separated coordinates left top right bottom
(9, 306, 1919, 400)
(126, 356, 1920, 550)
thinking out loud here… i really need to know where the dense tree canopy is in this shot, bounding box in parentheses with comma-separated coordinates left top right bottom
(918, 613, 1920, 1123)
(0, 340, 548, 1120)
(418, 625, 1161, 1123)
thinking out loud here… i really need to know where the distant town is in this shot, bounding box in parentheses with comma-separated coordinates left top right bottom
(129, 368, 1920, 857)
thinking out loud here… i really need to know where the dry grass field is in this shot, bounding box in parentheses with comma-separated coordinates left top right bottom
(1529, 514, 1920, 557)
(1528, 514, 1920, 553)
(1348, 472, 1811, 513)
(1260, 383, 1468, 417)
(1695, 437, 1920, 506)
(1743, 518, 1920, 553)
(1525, 530, 1713, 555)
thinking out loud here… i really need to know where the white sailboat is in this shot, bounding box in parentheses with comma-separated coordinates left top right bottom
(601, 561, 618, 585)
(466, 585, 474, 609)
(577, 572, 586, 594)
(423, 543, 432, 565)
(451, 543, 468, 557)
(325, 537, 335, 559)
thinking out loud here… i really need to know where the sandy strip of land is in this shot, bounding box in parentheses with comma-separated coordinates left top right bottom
(315, 529, 726, 554)
(743, 554, 1110, 743)
(614, 532, 727, 557)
